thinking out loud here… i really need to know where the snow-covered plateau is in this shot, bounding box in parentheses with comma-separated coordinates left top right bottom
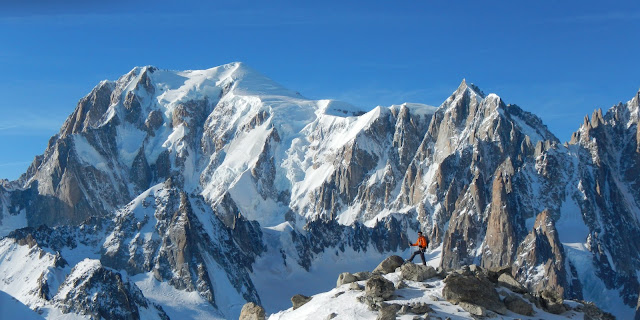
(0, 62, 639, 319)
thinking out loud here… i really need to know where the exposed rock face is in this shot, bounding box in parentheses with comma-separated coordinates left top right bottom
(481, 158, 519, 269)
(442, 269, 507, 315)
(513, 210, 578, 298)
(285, 217, 411, 272)
(567, 90, 640, 307)
(373, 255, 404, 274)
(239, 302, 266, 320)
(408, 82, 555, 274)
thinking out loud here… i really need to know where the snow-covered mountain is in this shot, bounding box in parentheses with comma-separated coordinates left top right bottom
(0, 62, 638, 319)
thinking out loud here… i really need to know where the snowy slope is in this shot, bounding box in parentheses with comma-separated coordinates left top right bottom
(268, 265, 602, 320)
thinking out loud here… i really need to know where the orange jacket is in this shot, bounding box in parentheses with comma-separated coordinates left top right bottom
(412, 235, 428, 248)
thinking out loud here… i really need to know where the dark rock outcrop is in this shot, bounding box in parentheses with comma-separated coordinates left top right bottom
(442, 269, 507, 315)
(504, 294, 534, 316)
(291, 294, 312, 310)
(538, 290, 568, 314)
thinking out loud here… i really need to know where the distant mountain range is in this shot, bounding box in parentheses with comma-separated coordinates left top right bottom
(0, 62, 638, 319)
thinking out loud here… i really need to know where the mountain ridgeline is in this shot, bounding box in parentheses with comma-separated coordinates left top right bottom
(0, 62, 639, 319)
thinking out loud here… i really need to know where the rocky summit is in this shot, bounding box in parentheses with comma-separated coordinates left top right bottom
(0, 62, 638, 319)
(266, 257, 614, 319)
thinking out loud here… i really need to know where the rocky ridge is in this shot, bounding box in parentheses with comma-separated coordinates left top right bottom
(0, 62, 638, 318)
(265, 256, 614, 320)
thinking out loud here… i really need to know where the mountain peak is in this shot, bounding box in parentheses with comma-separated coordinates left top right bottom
(206, 61, 301, 98)
(455, 79, 486, 99)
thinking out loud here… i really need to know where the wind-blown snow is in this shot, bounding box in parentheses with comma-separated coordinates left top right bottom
(73, 135, 109, 171)
(115, 124, 146, 167)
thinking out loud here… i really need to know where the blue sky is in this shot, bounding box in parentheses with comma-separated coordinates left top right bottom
(1, 1, 639, 180)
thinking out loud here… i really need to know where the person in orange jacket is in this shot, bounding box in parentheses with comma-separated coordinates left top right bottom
(406, 231, 428, 265)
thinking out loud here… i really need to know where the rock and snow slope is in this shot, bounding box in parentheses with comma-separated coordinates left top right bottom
(266, 256, 613, 320)
(0, 62, 638, 319)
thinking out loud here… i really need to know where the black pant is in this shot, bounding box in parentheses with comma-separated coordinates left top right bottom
(408, 247, 426, 265)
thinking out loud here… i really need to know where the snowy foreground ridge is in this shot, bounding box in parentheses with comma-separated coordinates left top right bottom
(0, 62, 639, 319)
(260, 256, 613, 320)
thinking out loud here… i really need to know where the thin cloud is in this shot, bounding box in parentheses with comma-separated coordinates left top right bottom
(0, 124, 18, 131)
(0, 12, 191, 26)
(0, 115, 65, 135)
